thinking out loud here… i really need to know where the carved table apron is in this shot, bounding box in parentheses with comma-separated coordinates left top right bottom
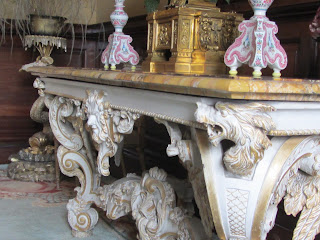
(27, 66, 320, 240)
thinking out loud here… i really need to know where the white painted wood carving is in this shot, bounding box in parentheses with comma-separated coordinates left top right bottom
(195, 102, 276, 176)
(85, 90, 140, 176)
(45, 89, 200, 239)
(261, 136, 320, 240)
(31, 71, 320, 240)
(99, 167, 195, 240)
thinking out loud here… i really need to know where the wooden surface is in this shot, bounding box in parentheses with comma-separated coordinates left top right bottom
(0, 36, 39, 163)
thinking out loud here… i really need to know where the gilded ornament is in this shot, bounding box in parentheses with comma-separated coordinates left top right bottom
(142, 1, 242, 74)
(195, 102, 276, 176)
(84, 90, 139, 176)
(180, 21, 191, 49)
(99, 167, 196, 240)
(199, 15, 222, 51)
(256, 136, 320, 240)
(158, 23, 172, 47)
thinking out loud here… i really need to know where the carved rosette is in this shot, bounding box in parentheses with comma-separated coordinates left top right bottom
(261, 136, 320, 240)
(84, 90, 140, 176)
(195, 102, 276, 176)
(99, 167, 193, 240)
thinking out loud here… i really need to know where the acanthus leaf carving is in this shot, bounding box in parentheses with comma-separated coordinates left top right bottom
(195, 102, 276, 176)
(263, 137, 320, 240)
(49, 96, 83, 151)
(99, 167, 195, 240)
(85, 90, 140, 176)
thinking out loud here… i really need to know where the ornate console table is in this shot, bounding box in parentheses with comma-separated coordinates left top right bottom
(26, 66, 320, 240)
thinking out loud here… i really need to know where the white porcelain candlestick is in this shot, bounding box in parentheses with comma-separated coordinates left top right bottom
(101, 0, 139, 71)
(224, 0, 287, 78)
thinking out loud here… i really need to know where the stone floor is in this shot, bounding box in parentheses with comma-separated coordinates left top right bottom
(0, 198, 127, 240)
(0, 164, 134, 240)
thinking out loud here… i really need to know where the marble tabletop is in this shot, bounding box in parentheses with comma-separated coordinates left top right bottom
(27, 66, 320, 101)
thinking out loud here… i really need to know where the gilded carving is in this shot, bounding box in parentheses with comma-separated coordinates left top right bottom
(195, 102, 276, 176)
(226, 189, 249, 237)
(56, 128, 100, 237)
(262, 136, 320, 240)
(158, 23, 172, 48)
(180, 20, 191, 49)
(7, 94, 57, 182)
(148, 23, 153, 50)
(84, 90, 140, 176)
(99, 167, 194, 240)
(221, 17, 239, 51)
(173, 20, 178, 47)
(199, 15, 222, 51)
(198, 14, 239, 52)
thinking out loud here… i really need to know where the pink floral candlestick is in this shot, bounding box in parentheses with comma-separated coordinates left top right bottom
(101, 0, 139, 71)
(224, 0, 287, 78)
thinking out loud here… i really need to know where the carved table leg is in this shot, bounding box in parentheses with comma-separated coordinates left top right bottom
(47, 95, 101, 237)
(57, 146, 100, 237)
(194, 101, 320, 240)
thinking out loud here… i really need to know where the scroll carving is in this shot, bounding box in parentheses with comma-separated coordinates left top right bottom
(84, 90, 140, 176)
(195, 102, 276, 176)
(57, 146, 100, 237)
(49, 96, 83, 151)
(156, 119, 214, 238)
(99, 167, 194, 240)
(262, 136, 320, 240)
